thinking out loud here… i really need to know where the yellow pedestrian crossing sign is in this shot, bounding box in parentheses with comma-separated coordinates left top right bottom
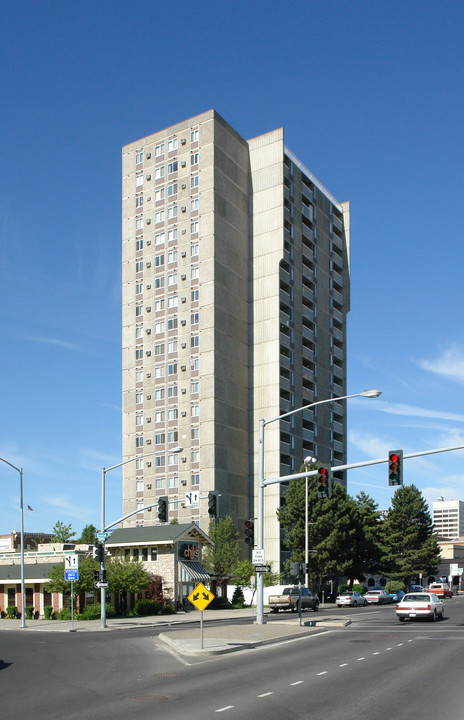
(187, 582, 215, 612)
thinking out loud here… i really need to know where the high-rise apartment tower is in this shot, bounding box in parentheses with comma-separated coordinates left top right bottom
(122, 110, 350, 569)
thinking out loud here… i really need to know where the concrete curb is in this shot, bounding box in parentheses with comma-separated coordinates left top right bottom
(158, 616, 351, 656)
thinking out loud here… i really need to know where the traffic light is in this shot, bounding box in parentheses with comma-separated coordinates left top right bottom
(388, 450, 403, 486)
(208, 491, 218, 518)
(244, 519, 254, 545)
(317, 465, 331, 499)
(93, 542, 104, 563)
(157, 496, 168, 522)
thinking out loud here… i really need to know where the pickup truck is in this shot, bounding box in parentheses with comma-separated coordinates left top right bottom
(428, 583, 453, 598)
(268, 586, 319, 613)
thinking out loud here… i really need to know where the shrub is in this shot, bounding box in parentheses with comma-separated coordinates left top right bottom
(161, 603, 176, 615)
(25, 607, 34, 619)
(134, 599, 163, 616)
(77, 603, 116, 620)
(385, 580, 405, 594)
(337, 584, 349, 595)
(6, 606, 16, 619)
(209, 596, 232, 610)
(352, 584, 365, 595)
(56, 607, 72, 620)
(44, 606, 54, 620)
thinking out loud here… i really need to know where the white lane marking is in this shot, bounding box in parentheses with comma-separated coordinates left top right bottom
(357, 657, 365, 661)
(372, 652, 380, 655)
(339, 663, 348, 667)
(291, 681, 304, 685)
(216, 706, 234, 712)
(258, 692, 274, 697)
(317, 671, 328, 676)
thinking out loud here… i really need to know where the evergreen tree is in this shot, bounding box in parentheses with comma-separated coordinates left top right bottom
(353, 491, 384, 578)
(202, 516, 240, 575)
(381, 484, 440, 586)
(76, 524, 98, 544)
(277, 471, 369, 590)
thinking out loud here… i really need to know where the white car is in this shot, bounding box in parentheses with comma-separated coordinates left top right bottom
(336, 591, 367, 607)
(396, 592, 444, 622)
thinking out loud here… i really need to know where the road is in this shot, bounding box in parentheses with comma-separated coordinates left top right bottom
(1, 598, 464, 719)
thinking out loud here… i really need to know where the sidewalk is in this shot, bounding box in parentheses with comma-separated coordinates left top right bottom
(0, 607, 350, 655)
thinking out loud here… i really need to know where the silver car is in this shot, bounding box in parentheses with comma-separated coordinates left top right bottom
(336, 591, 367, 607)
(364, 589, 392, 604)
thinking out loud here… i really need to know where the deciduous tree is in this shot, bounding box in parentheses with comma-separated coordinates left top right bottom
(202, 516, 240, 575)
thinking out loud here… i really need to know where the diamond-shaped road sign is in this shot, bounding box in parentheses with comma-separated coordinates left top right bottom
(187, 582, 215, 612)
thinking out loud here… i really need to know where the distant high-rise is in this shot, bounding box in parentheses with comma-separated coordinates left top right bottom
(122, 110, 350, 569)
(433, 498, 464, 539)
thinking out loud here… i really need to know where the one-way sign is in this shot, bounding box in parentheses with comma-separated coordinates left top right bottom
(254, 565, 271, 573)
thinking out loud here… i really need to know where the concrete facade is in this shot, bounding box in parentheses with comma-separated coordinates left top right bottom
(122, 111, 350, 570)
(433, 498, 464, 540)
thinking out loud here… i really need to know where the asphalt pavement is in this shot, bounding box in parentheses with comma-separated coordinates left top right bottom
(0, 606, 350, 655)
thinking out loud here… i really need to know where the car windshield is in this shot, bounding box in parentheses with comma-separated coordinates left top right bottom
(403, 594, 431, 602)
(368, 591, 380, 595)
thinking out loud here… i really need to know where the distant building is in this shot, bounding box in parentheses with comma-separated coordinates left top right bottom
(0, 531, 53, 553)
(433, 498, 464, 540)
(122, 110, 350, 570)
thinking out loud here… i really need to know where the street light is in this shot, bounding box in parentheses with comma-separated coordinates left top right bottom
(256, 389, 381, 624)
(99, 446, 183, 628)
(0, 457, 26, 628)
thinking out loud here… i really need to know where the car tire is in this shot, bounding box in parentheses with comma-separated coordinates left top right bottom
(363, 600, 367, 606)
(398, 616, 405, 622)
(313, 602, 319, 612)
(430, 611, 437, 622)
(337, 604, 341, 608)
(353, 600, 357, 607)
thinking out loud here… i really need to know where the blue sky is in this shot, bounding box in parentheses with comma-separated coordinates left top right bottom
(0, 0, 463, 536)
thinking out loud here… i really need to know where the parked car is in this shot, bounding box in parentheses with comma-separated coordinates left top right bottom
(364, 589, 393, 604)
(396, 592, 444, 622)
(335, 591, 367, 607)
(388, 589, 406, 602)
(268, 587, 319, 613)
(410, 585, 424, 593)
(428, 583, 453, 598)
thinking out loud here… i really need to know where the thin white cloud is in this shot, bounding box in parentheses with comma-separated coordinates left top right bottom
(21, 334, 83, 352)
(348, 430, 389, 458)
(418, 346, 464, 384)
(354, 399, 464, 423)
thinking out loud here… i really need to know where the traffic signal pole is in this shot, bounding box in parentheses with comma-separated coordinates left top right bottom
(256, 441, 464, 625)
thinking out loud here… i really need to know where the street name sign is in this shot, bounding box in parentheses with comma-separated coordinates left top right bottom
(187, 582, 215, 612)
(95, 581, 109, 589)
(254, 565, 271, 573)
(95, 532, 109, 542)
